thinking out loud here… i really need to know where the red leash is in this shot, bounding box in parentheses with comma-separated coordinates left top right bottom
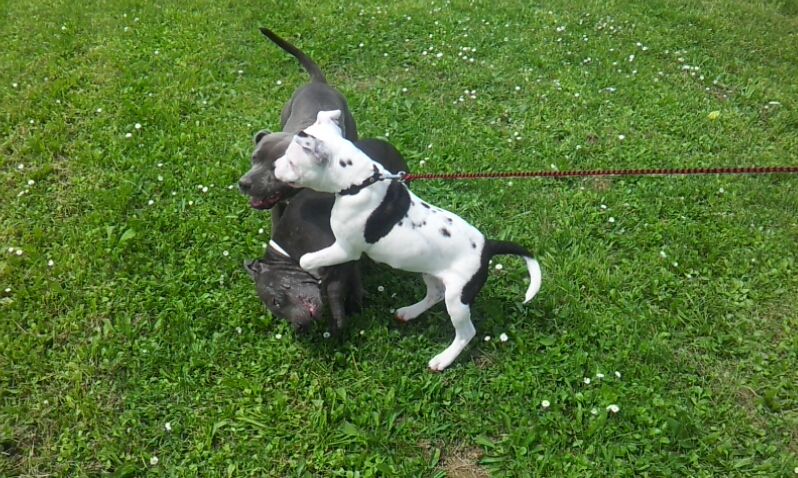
(401, 166, 798, 183)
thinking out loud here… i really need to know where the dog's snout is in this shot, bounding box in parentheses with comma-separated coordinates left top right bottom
(238, 176, 252, 193)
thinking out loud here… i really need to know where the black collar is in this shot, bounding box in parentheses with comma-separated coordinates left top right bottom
(338, 165, 382, 196)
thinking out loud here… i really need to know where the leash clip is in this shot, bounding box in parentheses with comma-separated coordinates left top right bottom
(381, 171, 407, 182)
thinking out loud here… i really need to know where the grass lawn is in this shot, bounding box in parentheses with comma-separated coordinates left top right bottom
(2, 0, 798, 476)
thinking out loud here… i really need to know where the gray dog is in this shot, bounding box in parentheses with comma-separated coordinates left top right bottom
(238, 28, 358, 230)
(245, 139, 409, 334)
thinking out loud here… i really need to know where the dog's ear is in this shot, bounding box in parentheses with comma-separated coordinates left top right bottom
(316, 109, 342, 127)
(254, 130, 271, 144)
(294, 131, 328, 164)
(244, 260, 266, 278)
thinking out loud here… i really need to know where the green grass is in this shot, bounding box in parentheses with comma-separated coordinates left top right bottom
(2, 0, 798, 476)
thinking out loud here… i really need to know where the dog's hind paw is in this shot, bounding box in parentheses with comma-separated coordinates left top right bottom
(395, 304, 426, 322)
(427, 352, 455, 372)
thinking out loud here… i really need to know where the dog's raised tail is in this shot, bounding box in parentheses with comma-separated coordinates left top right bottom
(259, 27, 327, 83)
(486, 240, 542, 304)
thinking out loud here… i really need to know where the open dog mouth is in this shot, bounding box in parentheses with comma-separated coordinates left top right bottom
(250, 192, 284, 210)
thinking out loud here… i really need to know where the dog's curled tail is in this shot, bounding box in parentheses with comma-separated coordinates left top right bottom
(259, 27, 327, 83)
(486, 240, 542, 304)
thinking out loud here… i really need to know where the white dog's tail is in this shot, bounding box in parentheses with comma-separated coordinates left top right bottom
(486, 240, 542, 304)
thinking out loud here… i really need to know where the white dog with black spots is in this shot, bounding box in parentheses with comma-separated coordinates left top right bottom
(274, 110, 542, 371)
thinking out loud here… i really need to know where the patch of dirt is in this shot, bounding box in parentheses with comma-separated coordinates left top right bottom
(586, 176, 614, 192)
(439, 445, 488, 478)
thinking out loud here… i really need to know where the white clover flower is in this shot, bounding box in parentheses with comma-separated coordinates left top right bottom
(614, 371, 621, 378)
(157, 175, 163, 182)
(660, 250, 667, 258)
(718, 187, 725, 194)
(12, 82, 18, 88)
(600, 204, 608, 210)
(125, 132, 133, 139)
(499, 333, 508, 342)
(222, 250, 229, 257)
(276, 80, 282, 85)
(591, 407, 599, 415)
(154, 50, 159, 55)
(258, 228, 264, 234)
(4, 288, 11, 293)
(583, 377, 591, 385)
(134, 123, 142, 129)
(275, 333, 282, 339)
(484, 336, 491, 342)
(359, 330, 365, 335)
(495, 263, 503, 270)
(541, 400, 551, 409)
(608, 217, 615, 223)
(515, 85, 521, 91)
(607, 404, 620, 413)
(322, 331, 331, 339)
(147, 199, 154, 206)
(596, 373, 605, 379)
(15, 249, 22, 256)
(27, 179, 35, 186)
(150, 456, 159, 465)
(358, 42, 364, 48)
(618, 134, 626, 141)
(165, 422, 172, 432)
(188, 201, 194, 206)
(47, 259, 54, 267)
(17, 164, 24, 170)
(377, 285, 385, 292)
(157, 162, 163, 167)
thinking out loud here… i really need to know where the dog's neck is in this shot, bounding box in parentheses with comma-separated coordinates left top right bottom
(324, 140, 388, 196)
(338, 164, 382, 196)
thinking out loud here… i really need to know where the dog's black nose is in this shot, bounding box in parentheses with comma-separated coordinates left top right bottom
(238, 177, 252, 193)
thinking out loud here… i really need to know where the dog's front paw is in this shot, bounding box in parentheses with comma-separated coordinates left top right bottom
(299, 252, 321, 271)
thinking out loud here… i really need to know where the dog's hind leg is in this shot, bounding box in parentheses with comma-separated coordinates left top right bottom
(395, 274, 444, 323)
(427, 281, 476, 372)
